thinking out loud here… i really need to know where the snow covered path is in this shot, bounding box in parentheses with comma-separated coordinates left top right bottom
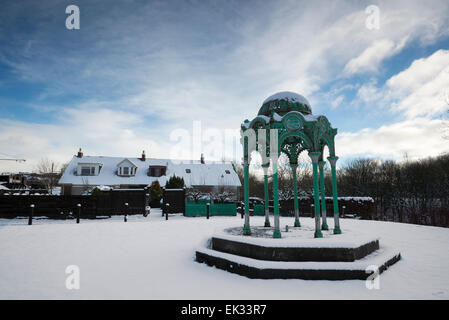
(0, 212, 448, 299)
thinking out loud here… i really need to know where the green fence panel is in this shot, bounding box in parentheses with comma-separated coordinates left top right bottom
(253, 204, 265, 216)
(210, 203, 237, 216)
(185, 203, 207, 216)
(194, 199, 210, 204)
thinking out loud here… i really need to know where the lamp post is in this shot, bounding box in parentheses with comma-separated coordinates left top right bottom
(124, 203, 128, 222)
(28, 204, 34, 225)
(76, 203, 81, 224)
(165, 203, 169, 220)
(144, 193, 150, 217)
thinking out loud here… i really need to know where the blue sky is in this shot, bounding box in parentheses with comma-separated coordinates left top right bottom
(1, 0, 449, 172)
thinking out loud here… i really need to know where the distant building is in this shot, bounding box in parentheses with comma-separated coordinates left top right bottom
(59, 149, 241, 195)
(0, 173, 27, 189)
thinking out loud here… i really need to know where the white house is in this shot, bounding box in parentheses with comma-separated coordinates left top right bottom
(59, 149, 242, 195)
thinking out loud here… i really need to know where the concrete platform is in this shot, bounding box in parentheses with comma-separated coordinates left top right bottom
(195, 226, 401, 280)
(196, 246, 401, 280)
(211, 236, 379, 262)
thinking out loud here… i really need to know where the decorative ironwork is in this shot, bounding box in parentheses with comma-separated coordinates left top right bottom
(241, 92, 342, 238)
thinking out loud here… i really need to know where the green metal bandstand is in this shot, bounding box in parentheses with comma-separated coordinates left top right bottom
(240, 92, 341, 238)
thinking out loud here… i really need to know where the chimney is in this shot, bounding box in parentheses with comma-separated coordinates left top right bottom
(77, 148, 83, 158)
(140, 150, 146, 161)
(200, 153, 205, 164)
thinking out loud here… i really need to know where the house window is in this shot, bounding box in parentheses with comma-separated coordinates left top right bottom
(149, 166, 166, 177)
(81, 166, 95, 176)
(118, 166, 136, 176)
(185, 169, 191, 173)
(225, 170, 230, 174)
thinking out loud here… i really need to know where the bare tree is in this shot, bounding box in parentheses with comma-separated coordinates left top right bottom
(277, 155, 293, 200)
(60, 161, 70, 175)
(35, 158, 60, 194)
(186, 187, 203, 202)
(81, 177, 90, 195)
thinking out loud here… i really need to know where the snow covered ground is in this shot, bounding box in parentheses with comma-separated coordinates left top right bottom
(0, 210, 448, 299)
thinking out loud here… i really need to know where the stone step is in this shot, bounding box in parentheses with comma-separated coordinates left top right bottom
(196, 245, 401, 280)
(211, 236, 380, 262)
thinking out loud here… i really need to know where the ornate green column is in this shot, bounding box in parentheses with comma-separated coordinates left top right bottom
(272, 160, 281, 238)
(309, 152, 323, 238)
(291, 163, 301, 227)
(243, 137, 251, 235)
(327, 156, 342, 234)
(262, 164, 271, 227)
(318, 161, 329, 230)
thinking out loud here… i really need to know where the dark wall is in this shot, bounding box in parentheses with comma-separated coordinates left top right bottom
(279, 197, 375, 219)
(163, 189, 185, 214)
(0, 189, 147, 218)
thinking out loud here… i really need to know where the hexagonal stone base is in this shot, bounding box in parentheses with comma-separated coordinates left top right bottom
(196, 246, 401, 280)
(211, 236, 379, 262)
(195, 228, 401, 280)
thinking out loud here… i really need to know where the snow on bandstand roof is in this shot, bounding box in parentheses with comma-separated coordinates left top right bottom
(59, 155, 241, 188)
(255, 91, 314, 119)
(262, 91, 311, 107)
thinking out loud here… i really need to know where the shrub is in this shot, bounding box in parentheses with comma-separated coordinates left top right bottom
(165, 175, 185, 189)
(149, 181, 163, 207)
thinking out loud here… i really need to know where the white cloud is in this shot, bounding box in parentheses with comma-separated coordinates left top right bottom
(4, 0, 447, 114)
(0, 104, 246, 173)
(0, 108, 167, 173)
(340, 49, 449, 160)
(337, 118, 449, 160)
(357, 79, 383, 103)
(331, 95, 344, 109)
(348, 49, 449, 120)
(344, 38, 408, 75)
(387, 50, 449, 93)
(2, 0, 449, 171)
(386, 49, 449, 118)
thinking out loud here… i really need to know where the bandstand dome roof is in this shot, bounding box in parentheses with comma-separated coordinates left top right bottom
(258, 91, 312, 117)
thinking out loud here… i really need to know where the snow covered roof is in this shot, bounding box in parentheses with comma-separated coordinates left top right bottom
(262, 91, 311, 107)
(273, 112, 283, 122)
(59, 156, 242, 188)
(258, 91, 313, 117)
(116, 158, 137, 168)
